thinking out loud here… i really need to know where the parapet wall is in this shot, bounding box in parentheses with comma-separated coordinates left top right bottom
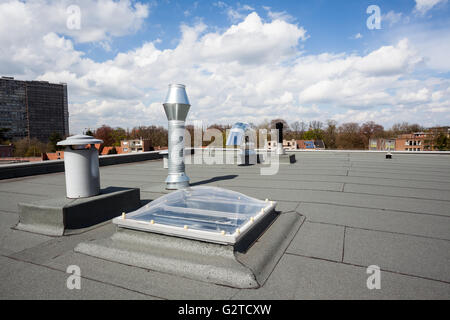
(0, 150, 165, 180)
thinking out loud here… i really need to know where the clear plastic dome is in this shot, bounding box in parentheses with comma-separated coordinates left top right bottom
(113, 186, 276, 244)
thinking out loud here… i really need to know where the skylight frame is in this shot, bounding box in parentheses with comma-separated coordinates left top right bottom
(112, 187, 277, 245)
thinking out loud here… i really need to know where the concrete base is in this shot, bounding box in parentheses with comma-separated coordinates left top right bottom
(16, 187, 141, 236)
(75, 209, 304, 288)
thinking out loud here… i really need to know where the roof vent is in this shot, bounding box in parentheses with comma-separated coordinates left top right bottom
(163, 84, 190, 189)
(57, 134, 103, 198)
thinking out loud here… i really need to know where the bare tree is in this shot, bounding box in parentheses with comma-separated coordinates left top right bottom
(360, 121, 384, 148)
(270, 119, 290, 131)
(336, 122, 365, 150)
(309, 121, 323, 131)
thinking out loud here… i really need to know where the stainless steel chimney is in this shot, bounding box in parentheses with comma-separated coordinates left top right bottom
(163, 84, 190, 190)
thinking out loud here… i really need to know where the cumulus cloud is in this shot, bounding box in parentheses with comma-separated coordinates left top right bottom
(1, 6, 449, 132)
(414, 0, 448, 15)
(0, 0, 149, 45)
(382, 11, 404, 26)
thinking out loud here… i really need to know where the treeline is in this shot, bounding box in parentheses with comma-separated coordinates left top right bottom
(273, 120, 423, 150)
(88, 120, 435, 150)
(87, 125, 168, 148)
(2, 132, 64, 157)
(5, 120, 448, 157)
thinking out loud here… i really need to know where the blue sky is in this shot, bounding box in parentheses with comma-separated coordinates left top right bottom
(78, 0, 449, 64)
(1, 0, 450, 133)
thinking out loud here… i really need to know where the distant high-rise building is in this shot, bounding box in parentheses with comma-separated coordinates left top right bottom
(0, 76, 69, 141)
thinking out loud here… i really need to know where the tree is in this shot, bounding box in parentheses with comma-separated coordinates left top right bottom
(302, 128, 323, 140)
(309, 121, 323, 131)
(129, 125, 168, 147)
(270, 119, 290, 131)
(291, 121, 301, 132)
(48, 132, 63, 152)
(111, 127, 127, 146)
(13, 138, 29, 157)
(289, 121, 307, 140)
(360, 121, 384, 149)
(336, 123, 365, 150)
(323, 120, 337, 149)
(435, 133, 449, 151)
(13, 138, 48, 157)
(391, 122, 423, 135)
(93, 125, 115, 146)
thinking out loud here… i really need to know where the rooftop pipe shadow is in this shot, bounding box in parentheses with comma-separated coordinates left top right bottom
(189, 174, 238, 186)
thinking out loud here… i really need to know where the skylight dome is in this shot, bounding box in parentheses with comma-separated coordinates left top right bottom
(113, 186, 276, 244)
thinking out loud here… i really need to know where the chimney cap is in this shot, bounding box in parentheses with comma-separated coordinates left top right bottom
(164, 83, 190, 105)
(57, 134, 103, 146)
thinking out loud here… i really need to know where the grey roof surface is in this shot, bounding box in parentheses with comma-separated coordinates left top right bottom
(0, 151, 449, 299)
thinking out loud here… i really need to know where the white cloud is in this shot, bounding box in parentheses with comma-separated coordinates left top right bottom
(414, 0, 448, 15)
(353, 33, 363, 39)
(0, 0, 149, 45)
(1, 8, 450, 132)
(382, 11, 404, 26)
(214, 1, 256, 22)
(263, 6, 295, 23)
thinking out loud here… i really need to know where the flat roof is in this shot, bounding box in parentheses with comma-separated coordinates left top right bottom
(0, 151, 449, 299)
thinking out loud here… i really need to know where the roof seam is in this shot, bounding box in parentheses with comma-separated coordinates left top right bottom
(285, 252, 450, 285)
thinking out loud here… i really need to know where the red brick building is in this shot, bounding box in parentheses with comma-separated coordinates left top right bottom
(395, 133, 427, 151)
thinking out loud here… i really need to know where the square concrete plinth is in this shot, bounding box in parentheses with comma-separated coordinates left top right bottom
(16, 187, 141, 236)
(75, 210, 304, 289)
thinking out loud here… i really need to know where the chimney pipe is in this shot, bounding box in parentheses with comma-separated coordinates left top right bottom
(275, 122, 285, 155)
(57, 134, 103, 198)
(163, 84, 190, 190)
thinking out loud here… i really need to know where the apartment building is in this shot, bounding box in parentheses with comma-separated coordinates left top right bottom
(0, 76, 69, 141)
(395, 133, 426, 151)
(120, 139, 152, 153)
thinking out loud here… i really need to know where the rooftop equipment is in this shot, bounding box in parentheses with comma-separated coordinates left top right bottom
(226, 122, 257, 165)
(275, 122, 285, 155)
(163, 84, 190, 189)
(159, 149, 168, 168)
(226, 122, 250, 147)
(57, 134, 103, 198)
(114, 186, 276, 245)
(266, 122, 296, 163)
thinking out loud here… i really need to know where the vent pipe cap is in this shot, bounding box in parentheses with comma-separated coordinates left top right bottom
(57, 134, 103, 146)
(164, 84, 190, 105)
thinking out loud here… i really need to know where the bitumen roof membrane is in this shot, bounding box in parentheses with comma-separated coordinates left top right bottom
(0, 151, 449, 299)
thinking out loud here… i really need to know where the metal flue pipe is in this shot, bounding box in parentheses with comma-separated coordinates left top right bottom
(163, 84, 190, 190)
(275, 122, 285, 155)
